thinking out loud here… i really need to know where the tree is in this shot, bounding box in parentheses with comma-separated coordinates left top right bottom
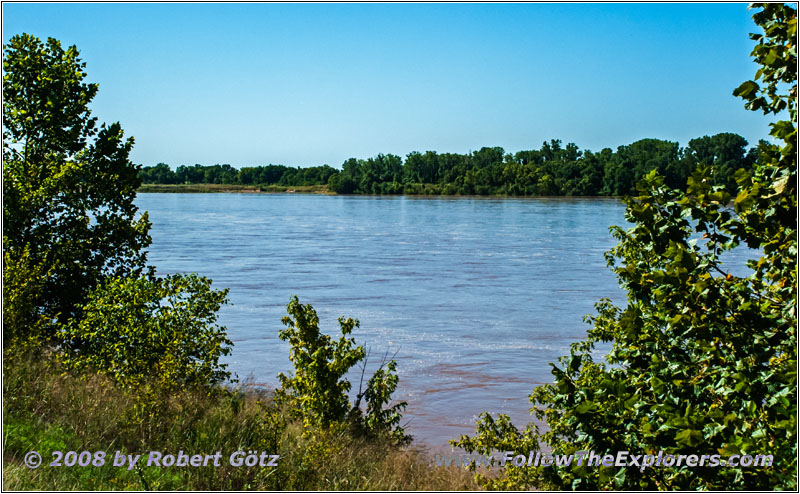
(4, 34, 234, 401)
(139, 163, 177, 184)
(452, 4, 796, 490)
(276, 296, 365, 428)
(685, 133, 755, 193)
(3, 34, 151, 342)
(328, 172, 356, 194)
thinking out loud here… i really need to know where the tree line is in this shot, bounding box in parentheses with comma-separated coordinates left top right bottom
(139, 132, 763, 196)
(139, 162, 338, 188)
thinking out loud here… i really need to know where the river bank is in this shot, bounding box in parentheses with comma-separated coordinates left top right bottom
(137, 183, 626, 200)
(3, 351, 479, 490)
(137, 184, 331, 194)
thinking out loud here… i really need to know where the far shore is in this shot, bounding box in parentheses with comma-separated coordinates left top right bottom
(137, 183, 332, 194)
(137, 183, 623, 200)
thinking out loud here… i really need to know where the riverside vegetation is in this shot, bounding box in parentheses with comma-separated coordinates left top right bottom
(3, 3, 796, 491)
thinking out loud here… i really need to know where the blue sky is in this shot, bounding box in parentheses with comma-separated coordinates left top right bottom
(3, 3, 771, 169)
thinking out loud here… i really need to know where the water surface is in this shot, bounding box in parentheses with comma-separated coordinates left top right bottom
(135, 193, 738, 446)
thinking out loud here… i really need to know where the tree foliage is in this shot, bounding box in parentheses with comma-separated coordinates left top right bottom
(2, 247, 52, 346)
(139, 162, 339, 187)
(3, 34, 151, 342)
(452, 4, 796, 490)
(359, 358, 411, 444)
(3, 34, 235, 400)
(276, 296, 365, 427)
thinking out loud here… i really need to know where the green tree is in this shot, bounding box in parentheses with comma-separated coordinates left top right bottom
(328, 172, 356, 194)
(4, 34, 233, 403)
(685, 133, 755, 193)
(276, 296, 365, 427)
(453, 4, 796, 490)
(139, 163, 177, 184)
(3, 34, 151, 342)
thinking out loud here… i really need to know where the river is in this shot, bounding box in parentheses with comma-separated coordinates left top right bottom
(133, 193, 750, 446)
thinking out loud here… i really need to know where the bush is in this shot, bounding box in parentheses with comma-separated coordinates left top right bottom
(359, 359, 411, 444)
(275, 296, 409, 443)
(58, 273, 233, 393)
(2, 248, 52, 347)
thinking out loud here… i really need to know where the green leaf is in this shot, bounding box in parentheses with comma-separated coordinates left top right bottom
(675, 429, 704, 447)
(733, 80, 759, 98)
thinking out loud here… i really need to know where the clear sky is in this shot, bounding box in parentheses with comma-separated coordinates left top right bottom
(2, 2, 772, 169)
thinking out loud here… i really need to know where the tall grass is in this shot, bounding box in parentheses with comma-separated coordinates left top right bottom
(3, 350, 479, 490)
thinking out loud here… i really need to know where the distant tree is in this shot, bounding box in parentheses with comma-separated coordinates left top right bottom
(471, 146, 505, 169)
(176, 164, 205, 183)
(685, 133, 755, 193)
(604, 138, 681, 195)
(237, 166, 260, 185)
(139, 163, 177, 184)
(403, 151, 424, 184)
(137, 141, 757, 198)
(328, 172, 355, 194)
(577, 149, 607, 195)
(260, 164, 289, 184)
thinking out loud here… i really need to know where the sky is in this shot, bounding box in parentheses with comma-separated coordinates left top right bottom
(2, 2, 773, 169)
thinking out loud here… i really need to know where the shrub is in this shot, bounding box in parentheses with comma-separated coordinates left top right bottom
(2, 247, 52, 347)
(58, 273, 233, 393)
(359, 359, 411, 444)
(275, 296, 409, 442)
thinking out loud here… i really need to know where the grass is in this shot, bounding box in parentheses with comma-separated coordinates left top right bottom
(137, 183, 331, 194)
(3, 350, 481, 490)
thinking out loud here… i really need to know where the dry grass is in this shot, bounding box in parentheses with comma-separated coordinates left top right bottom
(3, 350, 481, 490)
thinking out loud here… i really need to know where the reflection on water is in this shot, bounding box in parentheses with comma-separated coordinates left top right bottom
(135, 193, 754, 446)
